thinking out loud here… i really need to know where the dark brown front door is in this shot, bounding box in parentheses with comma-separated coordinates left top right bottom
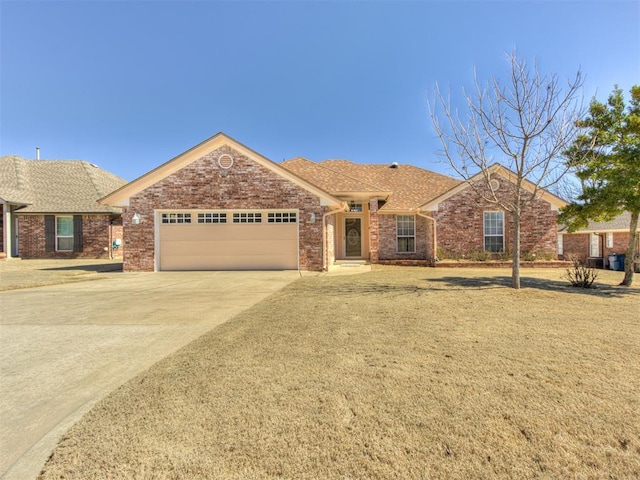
(345, 218, 362, 257)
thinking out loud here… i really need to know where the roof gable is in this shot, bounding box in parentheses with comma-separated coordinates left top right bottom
(0, 155, 126, 213)
(100, 133, 342, 208)
(419, 163, 568, 212)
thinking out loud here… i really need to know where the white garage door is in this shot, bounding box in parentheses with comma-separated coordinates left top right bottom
(158, 211, 299, 271)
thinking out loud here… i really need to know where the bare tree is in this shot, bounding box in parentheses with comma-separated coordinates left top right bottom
(429, 53, 584, 289)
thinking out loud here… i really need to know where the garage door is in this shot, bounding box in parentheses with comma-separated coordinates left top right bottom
(158, 211, 299, 271)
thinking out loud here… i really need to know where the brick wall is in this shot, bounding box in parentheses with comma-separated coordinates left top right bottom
(377, 214, 431, 261)
(562, 231, 639, 268)
(561, 233, 589, 261)
(434, 177, 558, 258)
(17, 214, 112, 259)
(369, 199, 379, 263)
(111, 219, 124, 258)
(604, 232, 636, 257)
(124, 145, 328, 272)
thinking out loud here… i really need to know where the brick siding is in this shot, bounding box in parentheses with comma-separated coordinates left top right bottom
(123, 145, 329, 272)
(562, 231, 640, 266)
(561, 233, 589, 261)
(377, 214, 431, 261)
(17, 214, 112, 259)
(434, 178, 558, 259)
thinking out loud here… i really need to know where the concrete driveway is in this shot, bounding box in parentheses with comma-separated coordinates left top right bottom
(0, 268, 300, 480)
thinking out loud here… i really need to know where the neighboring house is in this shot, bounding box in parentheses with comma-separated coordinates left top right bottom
(0, 155, 127, 260)
(559, 212, 640, 271)
(100, 132, 567, 272)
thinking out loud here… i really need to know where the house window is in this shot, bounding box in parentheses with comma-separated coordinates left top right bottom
(267, 212, 297, 223)
(590, 233, 600, 257)
(161, 213, 192, 224)
(397, 215, 415, 253)
(606, 232, 613, 249)
(56, 216, 74, 251)
(557, 234, 563, 256)
(233, 212, 262, 223)
(349, 202, 363, 213)
(197, 213, 227, 224)
(484, 211, 504, 253)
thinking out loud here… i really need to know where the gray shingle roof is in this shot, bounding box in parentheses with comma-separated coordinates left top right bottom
(559, 211, 638, 233)
(0, 155, 127, 213)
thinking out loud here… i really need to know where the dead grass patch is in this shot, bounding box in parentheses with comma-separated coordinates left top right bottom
(0, 259, 122, 291)
(39, 267, 640, 479)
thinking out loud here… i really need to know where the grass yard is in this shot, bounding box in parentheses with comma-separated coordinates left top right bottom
(39, 267, 640, 479)
(0, 259, 122, 291)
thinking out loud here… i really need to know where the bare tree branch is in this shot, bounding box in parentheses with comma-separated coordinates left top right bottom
(427, 52, 584, 288)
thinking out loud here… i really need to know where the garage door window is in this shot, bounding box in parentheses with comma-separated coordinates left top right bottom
(161, 213, 192, 224)
(198, 213, 227, 224)
(233, 212, 262, 223)
(268, 212, 297, 223)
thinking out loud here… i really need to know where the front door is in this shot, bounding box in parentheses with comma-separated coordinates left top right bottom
(345, 217, 362, 257)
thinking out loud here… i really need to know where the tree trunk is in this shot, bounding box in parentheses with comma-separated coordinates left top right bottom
(511, 211, 521, 289)
(620, 210, 639, 286)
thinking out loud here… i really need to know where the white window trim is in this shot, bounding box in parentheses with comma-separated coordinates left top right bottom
(56, 216, 74, 252)
(605, 232, 613, 249)
(396, 214, 416, 254)
(557, 234, 564, 256)
(590, 233, 600, 257)
(483, 211, 505, 253)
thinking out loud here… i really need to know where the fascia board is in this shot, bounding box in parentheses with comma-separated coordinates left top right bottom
(100, 133, 342, 208)
(419, 164, 568, 211)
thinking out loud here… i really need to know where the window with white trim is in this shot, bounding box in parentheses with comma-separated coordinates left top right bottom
(606, 232, 613, 248)
(484, 211, 504, 253)
(396, 215, 415, 253)
(197, 212, 227, 224)
(161, 213, 192, 224)
(56, 216, 74, 251)
(557, 234, 563, 255)
(267, 212, 297, 223)
(233, 212, 262, 223)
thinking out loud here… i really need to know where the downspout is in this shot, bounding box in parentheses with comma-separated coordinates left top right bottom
(322, 203, 348, 271)
(414, 210, 437, 264)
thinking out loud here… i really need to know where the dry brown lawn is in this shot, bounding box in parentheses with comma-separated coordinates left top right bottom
(39, 267, 640, 479)
(0, 259, 122, 291)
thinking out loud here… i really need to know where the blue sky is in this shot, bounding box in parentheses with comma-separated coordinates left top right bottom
(1, 0, 638, 181)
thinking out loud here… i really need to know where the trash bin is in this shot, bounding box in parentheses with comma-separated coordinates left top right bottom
(615, 254, 626, 271)
(608, 254, 618, 270)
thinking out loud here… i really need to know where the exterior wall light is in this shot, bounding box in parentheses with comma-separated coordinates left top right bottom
(132, 213, 141, 225)
(309, 213, 316, 223)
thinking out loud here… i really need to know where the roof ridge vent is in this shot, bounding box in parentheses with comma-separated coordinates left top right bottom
(390, 162, 399, 169)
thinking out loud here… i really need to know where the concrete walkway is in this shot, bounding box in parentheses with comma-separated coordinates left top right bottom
(0, 270, 300, 480)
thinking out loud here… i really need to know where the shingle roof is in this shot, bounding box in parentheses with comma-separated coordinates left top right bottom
(282, 158, 461, 211)
(559, 211, 639, 233)
(0, 155, 127, 213)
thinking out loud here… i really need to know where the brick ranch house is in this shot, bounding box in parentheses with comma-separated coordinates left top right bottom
(100, 133, 568, 272)
(559, 212, 640, 272)
(0, 155, 127, 260)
